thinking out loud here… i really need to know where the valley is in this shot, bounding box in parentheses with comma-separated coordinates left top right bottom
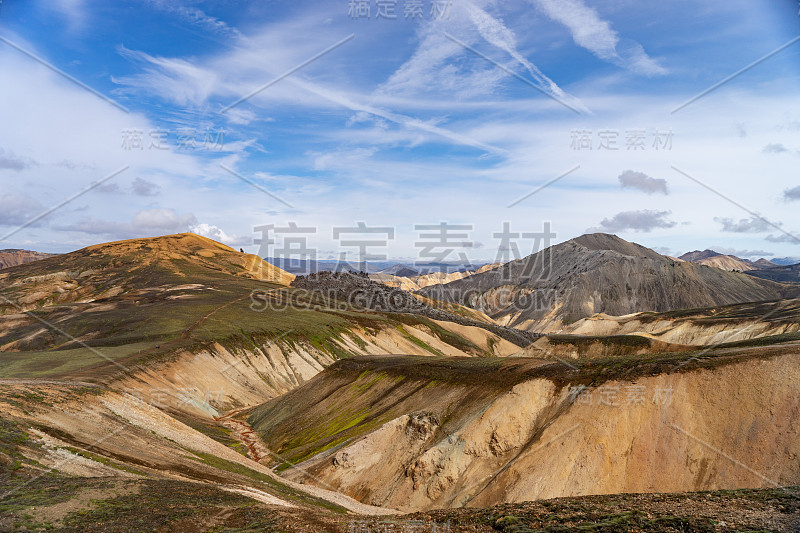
(0, 233, 798, 531)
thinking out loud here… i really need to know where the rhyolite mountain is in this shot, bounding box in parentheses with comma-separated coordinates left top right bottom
(419, 233, 797, 331)
(678, 249, 777, 271)
(2, 232, 799, 529)
(0, 248, 56, 269)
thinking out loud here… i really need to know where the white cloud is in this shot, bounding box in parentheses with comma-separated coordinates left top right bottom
(190, 223, 249, 246)
(706, 246, 774, 258)
(784, 185, 800, 201)
(114, 46, 220, 108)
(592, 210, 676, 233)
(0, 148, 33, 171)
(59, 208, 197, 237)
(48, 0, 89, 34)
(714, 215, 774, 233)
(532, 0, 667, 75)
(0, 194, 46, 227)
(763, 143, 789, 153)
(618, 170, 668, 195)
(223, 107, 258, 126)
(765, 232, 800, 245)
(375, 0, 583, 112)
(464, 3, 566, 100)
(141, 0, 243, 39)
(131, 177, 160, 197)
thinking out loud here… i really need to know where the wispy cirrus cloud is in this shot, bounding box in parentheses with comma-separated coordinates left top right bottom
(464, 3, 566, 99)
(141, 0, 243, 39)
(531, 0, 667, 75)
(375, 0, 581, 110)
(114, 45, 221, 107)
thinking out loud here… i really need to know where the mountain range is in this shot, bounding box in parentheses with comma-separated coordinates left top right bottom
(420, 233, 798, 332)
(1, 231, 799, 530)
(677, 249, 777, 271)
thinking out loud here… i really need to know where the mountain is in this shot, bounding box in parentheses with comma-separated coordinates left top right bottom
(0, 232, 293, 314)
(753, 258, 779, 268)
(378, 264, 420, 276)
(419, 233, 795, 332)
(745, 263, 800, 283)
(291, 271, 537, 347)
(771, 257, 800, 266)
(372, 262, 503, 292)
(264, 258, 492, 275)
(0, 248, 56, 269)
(695, 254, 758, 271)
(0, 232, 524, 384)
(2, 232, 799, 528)
(563, 298, 800, 344)
(248, 339, 800, 512)
(678, 249, 777, 271)
(678, 249, 722, 262)
(0, 232, 533, 524)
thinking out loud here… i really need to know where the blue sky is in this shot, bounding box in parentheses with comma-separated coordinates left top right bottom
(0, 0, 799, 262)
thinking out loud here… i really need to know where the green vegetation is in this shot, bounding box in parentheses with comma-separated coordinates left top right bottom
(58, 480, 264, 533)
(637, 298, 800, 325)
(545, 334, 653, 348)
(171, 414, 249, 457)
(395, 324, 444, 356)
(389, 313, 487, 355)
(0, 254, 490, 379)
(185, 450, 347, 513)
(62, 446, 149, 476)
(0, 418, 32, 473)
(0, 474, 91, 517)
(0, 342, 153, 379)
(490, 510, 719, 532)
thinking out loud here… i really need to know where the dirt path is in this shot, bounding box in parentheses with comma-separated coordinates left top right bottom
(180, 294, 253, 340)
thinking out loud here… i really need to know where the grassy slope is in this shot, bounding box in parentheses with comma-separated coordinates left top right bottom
(0, 235, 487, 380)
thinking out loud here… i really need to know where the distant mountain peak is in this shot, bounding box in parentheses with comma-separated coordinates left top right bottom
(0, 249, 57, 270)
(420, 232, 790, 332)
(679, 249, 723, 262)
